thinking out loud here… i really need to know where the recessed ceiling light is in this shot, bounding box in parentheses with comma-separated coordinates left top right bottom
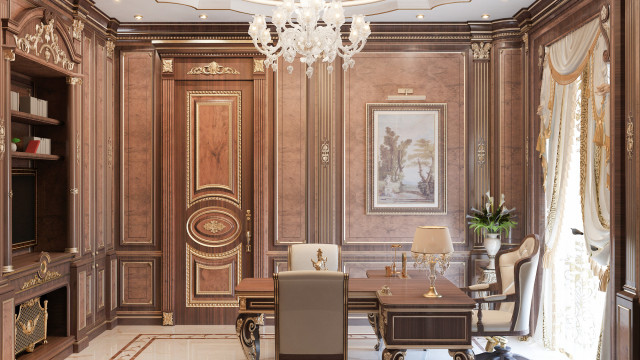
(416, 14, 424, 19)
(199, 14, 208, 19)
(134, 14, 143, 20)
(481, 14, 490, 19)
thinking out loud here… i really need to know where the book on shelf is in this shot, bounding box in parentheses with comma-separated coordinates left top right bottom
(18, 95, 48, 117)
(10, 91, 19, 111)
(24, 140, 40, 154)
(22, 137, 50, 155)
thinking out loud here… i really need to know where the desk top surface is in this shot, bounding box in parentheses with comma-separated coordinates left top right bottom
(236, 276, 475, 308)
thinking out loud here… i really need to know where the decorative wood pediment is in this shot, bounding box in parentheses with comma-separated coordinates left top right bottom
(6, 8, 81, 72)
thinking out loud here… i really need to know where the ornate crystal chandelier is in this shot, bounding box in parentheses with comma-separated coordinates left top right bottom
(248, 0, 371, 78)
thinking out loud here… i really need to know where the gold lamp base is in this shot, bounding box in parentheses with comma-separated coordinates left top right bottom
(423, 286, 442, 298)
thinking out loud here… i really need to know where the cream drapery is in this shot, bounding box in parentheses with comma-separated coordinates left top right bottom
(536, 16, 611, 360)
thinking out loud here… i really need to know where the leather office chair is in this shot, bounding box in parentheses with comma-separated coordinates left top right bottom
(288, 244, 342, 271)
(466, 234, 540, 338)
(274, 270, 348, 360)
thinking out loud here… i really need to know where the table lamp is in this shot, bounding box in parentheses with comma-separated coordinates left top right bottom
(411, 226, 454, 298)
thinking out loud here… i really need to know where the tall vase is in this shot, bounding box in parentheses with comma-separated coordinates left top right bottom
(484, 232, 501, 270)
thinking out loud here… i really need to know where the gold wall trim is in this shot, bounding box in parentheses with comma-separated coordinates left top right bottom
(162, 312, 174, 326)
(471, 42, 491, 60)
(0, 121, 4, 159)
(19, 271, 62, 293)
(186, 207, 241, 247)
(253, 58, 265, 73)
(185, 243, 242, 308)
(627, 112, 634, 160)
(106, 40, 115, 59)
(162, 58, 173, 73)
(14, 19, 75, 71)
(187, 60, 239, 75)
(71, 19, 84, 41)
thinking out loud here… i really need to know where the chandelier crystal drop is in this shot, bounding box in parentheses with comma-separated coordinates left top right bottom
(248, 0, 371, 78)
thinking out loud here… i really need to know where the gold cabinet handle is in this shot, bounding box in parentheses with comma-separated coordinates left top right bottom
(246, 210, 252, 253)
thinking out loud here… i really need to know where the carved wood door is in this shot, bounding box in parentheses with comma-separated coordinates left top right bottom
(175, 78, 254, 324)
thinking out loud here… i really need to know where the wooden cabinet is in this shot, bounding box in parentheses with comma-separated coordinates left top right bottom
(0, 3, 117, 358)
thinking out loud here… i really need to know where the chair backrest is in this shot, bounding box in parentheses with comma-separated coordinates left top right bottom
(274, 270, 348, 360)
(495, 234, 540, 332)
(288, 244, 342, 271)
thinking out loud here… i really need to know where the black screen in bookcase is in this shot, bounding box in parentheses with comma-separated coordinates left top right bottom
(11, 168, 36, 248)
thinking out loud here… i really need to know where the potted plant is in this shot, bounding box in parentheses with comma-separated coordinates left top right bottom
(467, 191, 517, 269)
(11, 138, 20, 152)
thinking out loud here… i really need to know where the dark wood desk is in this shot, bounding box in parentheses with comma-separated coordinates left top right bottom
(235, 277, 475, 360)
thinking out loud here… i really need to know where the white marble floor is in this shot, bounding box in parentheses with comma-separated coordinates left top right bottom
(66, 324, 568, 360)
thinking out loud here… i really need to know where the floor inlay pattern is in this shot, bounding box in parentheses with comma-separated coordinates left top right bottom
(109, 333, 379, 360)
(65, 325, 568, 360)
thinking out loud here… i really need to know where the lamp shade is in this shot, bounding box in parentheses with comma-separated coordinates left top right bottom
(411, 226, 454, 254)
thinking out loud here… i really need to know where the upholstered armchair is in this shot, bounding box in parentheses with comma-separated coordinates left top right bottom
(466, 234, 540, 337)
(274, 270, 348, 360)
(288, 244, 342, 271)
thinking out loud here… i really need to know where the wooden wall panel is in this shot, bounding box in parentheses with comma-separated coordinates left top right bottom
(121, 50, 154, 245)
(98, 268, 105, 310)
(87, 273, 93, 316)
(121, 260, 154, 306)
(111, 258, 117, 311)
(185, 238, 242, 307)
(96, 42, 106, 250)
(78, 270, 87, 330)
(107, 54, 115, 250)
(497, 47, 525, 242)
(1, 299, 13, 360)
(276, 62, 307, 244)
(343, 52, 467, 246)
(82, 34, 94, 255)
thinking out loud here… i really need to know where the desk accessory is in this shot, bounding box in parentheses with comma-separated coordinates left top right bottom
(411, 226, 454, 298)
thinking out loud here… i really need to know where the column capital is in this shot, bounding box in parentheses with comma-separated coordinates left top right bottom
(471, 42, 492, 61)
(3, 49, 15, 62)
(66, 77, 83, 85)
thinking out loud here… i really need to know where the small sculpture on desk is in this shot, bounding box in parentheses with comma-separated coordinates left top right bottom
(311, 248, 328, 271)
(401, 252, 408, 278)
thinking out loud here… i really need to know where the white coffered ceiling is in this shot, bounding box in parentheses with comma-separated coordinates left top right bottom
(94, 0, 535, 23)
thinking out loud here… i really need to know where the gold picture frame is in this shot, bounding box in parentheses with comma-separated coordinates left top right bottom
(366, 103, 447, 215)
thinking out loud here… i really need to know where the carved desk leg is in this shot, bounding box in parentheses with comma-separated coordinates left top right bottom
(448, 349, 475, 360)
(382, 349, 406, 360)
(236, 313, 264, 360)
(368, 312, 382, 351)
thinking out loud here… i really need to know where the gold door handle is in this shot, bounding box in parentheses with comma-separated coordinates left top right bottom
(246, 210, 252, 253)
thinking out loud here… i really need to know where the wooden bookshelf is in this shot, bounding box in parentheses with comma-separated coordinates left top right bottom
(11, 110, 62, 126)
(11, 152, 61, 161)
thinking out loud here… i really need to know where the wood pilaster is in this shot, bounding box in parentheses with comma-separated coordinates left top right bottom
(470, 39, 492, 249)
(253, 61, 269, 277)
(1, 49, 13, 274)
(161, 58, 175, 322)
(67, 76, 82, 255)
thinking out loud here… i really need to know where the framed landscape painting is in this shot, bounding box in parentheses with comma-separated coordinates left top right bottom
(366, 103, 447, 215)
